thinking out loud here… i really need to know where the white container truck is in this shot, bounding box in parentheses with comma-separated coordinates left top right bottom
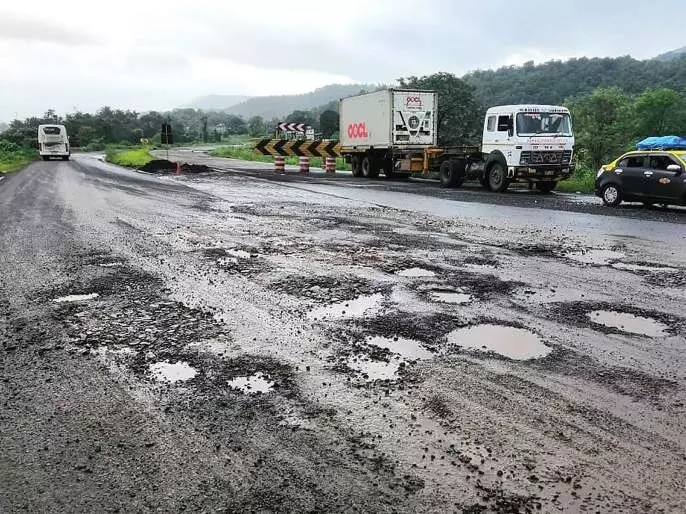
(339, 90, 575, 192)
(339, 89, 438, 179)
(38, 124, 70, 161)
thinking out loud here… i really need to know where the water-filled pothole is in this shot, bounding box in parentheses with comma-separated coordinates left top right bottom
(396, 268, 436, 278)
(307, 293, 384, 321)
(366, 336, 434, 360)
(430, 290, 473, 305)
(347, 355, 403, 381)
(52, 293, 99, 303)
(611, 263, 677, 273)
(149, 361, 198, 383)
(227, 373, 274, 394)
(565, 249, 624, 266)
(587, 310, 669, 338)
(447, 324, 551, 360)
(225, 249, 252, 259)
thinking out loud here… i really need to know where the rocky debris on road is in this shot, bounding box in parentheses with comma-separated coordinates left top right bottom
(140, 159, 210, 174)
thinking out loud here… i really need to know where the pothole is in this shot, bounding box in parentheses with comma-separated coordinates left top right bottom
(564, 249, 624, 266)
(396, 268, 436, 278)
(366, 335, 434, 360)
(149, 361, 198, 383)
(587, 311, 670, 338)
(52, 293, 99, 303)
(429, 290, 473, 305)
(307, 293, 384, 321)
(447, 324, 552, 360)
(347, 355, 403, 381)
(227, 373, 274, 394)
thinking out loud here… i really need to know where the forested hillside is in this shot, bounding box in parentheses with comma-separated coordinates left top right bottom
(463, 56, 686, 107)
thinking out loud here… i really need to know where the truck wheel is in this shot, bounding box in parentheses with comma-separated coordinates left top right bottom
(536, 181, 556, 193)
(362, 156, 380, 178)
(440, 160, 466, 188)
(42, 156, 49, 161)
(488, 162, 509, 192)
(351, 156, 362, 177)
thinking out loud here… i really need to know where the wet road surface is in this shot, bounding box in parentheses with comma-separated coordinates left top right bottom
(1, 154, 685, 513)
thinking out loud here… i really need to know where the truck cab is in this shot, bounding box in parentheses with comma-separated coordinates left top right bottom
(480, 105, 574, 192)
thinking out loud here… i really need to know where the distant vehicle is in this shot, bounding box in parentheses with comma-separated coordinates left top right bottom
(596, 148, 686, 207)
(38, 124, 70, 161)
(339, 90, 575, 192)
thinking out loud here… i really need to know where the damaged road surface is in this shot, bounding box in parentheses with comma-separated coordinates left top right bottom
(1, 155, 685, 513)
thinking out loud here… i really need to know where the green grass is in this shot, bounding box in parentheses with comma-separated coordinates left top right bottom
(211, 145, 351, 171)
(0, 149, 37, 173)
(106, 146, 155, 168)
(557, 167, 596, 194)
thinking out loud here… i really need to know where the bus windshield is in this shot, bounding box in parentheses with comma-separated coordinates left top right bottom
(516, 112, 572, 136)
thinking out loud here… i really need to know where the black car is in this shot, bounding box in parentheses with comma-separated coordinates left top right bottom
(595, 150, 686, 207)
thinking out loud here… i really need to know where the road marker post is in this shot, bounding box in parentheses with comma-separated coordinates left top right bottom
(325, 157, 336, 174)
(175, 162, 181, 175)
(274, 156, 285, 173)
(299, 156, 310, 174)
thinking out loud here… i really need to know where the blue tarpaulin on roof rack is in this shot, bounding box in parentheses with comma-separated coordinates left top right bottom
(636, 136, 686, 150)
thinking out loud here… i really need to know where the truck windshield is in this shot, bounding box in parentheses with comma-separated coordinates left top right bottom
(516, 113, 572, 136)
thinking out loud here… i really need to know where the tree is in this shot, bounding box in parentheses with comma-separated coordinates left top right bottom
(248, 116, 265, 137)
(566, 87, 634, 170)
(399, 72, 481, 145)
(319, 110, 338, 139)
(633, 88, 683, 137)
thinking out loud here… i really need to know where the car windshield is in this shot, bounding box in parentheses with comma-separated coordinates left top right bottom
(678, 152, 686, 165)
(42, 127, 62, 135)
(516, 112, 572, 136)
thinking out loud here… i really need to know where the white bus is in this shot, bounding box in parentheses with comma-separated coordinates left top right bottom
(38, 124, 70, 161)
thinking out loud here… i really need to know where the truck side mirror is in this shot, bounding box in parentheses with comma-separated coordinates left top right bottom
(507, 117, 514, 137)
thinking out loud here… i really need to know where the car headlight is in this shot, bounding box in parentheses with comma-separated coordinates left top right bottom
(596, 167, 605, 178)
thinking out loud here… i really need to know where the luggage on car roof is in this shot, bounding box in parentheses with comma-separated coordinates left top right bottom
(636, 136, 686, 150)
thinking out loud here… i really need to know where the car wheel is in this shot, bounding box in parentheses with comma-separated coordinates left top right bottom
(351, 156, 362, 177)
(488, 162, 509, 192)
(601, 184, 622, 207)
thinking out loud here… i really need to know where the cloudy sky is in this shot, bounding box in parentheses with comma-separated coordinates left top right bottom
(0, 0, 683, 120)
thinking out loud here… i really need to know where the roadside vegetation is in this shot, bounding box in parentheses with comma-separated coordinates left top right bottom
(105, 147, 154, 168)
(557, 167, 597, 194)
(0, 140, 37, 173)
(211, 145, 351, 171)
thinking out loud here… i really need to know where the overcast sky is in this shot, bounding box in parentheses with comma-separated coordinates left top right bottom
(1, 0, 684, 121)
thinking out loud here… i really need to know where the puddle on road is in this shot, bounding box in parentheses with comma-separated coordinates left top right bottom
(347, 355, 403, 381)
(226, 249, 252, 259)
(430, 290, 473, 305)
(396, 268, 436, 278)
(564, 249, 625, 266)
(366, 336, 434, 360)
(587, 310, 669, 337)
(98, 262, 122, 268)
(307, 293, 384, 321)
(611, 263, 677, 273)
(149, 361, 198, 383)
(227, 373, 274, 394)
(52, 293, 99, 303)
(447, 324, 552, 360)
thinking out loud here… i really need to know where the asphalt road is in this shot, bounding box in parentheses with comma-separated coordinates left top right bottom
(1, 154, 685, 513)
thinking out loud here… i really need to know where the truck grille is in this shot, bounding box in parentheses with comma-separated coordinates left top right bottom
(520, 151, 572, 165)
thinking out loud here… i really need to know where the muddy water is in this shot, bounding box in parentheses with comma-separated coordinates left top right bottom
(365, 336, 434, 360)
(307, 293, 384, 321)
(587, 310, 670, 337)
(347, 355, 402, 381)
(149, 361, 198, 383)
(52, 293, 99, 303)
(447, 324, 552, 360)
(395, 267, 436, 278)
(227, 373, 274, 394)
(564, 249, 625, 265)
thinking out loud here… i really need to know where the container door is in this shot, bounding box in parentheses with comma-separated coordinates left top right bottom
(392, 92, 435, 146)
